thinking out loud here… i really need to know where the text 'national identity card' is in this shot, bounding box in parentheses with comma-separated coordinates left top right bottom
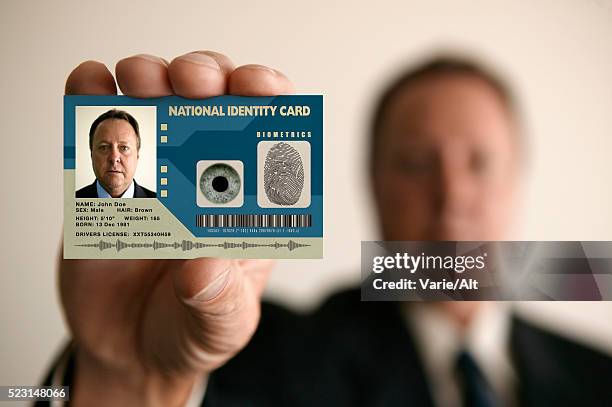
(63, 95, 323, 259)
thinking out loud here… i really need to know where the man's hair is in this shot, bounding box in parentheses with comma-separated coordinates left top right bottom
(369, 55, 519, 172)
(89, 109, 141, 150)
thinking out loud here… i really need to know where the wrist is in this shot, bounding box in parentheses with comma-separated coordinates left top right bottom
(71, 347, 202, 407)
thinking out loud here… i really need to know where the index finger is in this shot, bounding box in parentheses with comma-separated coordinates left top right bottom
(65, 60, 117, 96)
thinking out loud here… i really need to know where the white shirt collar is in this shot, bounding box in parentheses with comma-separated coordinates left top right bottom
(403, 302, 517, 407)
(96, 180, 135, 198)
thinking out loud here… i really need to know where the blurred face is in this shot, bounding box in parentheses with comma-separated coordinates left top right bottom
(91, 119, 139, 197)
(372, 74, 520, 241)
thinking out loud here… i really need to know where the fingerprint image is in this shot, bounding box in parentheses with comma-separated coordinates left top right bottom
(264, 142, 304, 205)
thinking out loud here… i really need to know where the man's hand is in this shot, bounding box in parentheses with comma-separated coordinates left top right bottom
(61, 51, 293, 407)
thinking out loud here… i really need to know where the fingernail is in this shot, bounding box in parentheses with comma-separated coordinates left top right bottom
(131, 54, 168, 66)
(177, 52, 220, 70)
(191, 267, 232, 302)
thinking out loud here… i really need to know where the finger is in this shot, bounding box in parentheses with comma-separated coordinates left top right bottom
(228, 64, 294, 96)
(197, 51, 235, 75)
(65, 60, 117, 95)
(167, 51, 235, 98)
(115, 54, 173, 98)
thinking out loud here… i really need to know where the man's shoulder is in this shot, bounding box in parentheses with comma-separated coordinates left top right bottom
(512, 315, 612, 401)
(257, 286, 403, 350)
(75, 181, 97, 198)
(513, 315, 612, 364)
(260, 286, 378, 326)
(133, 180, 157, 198)
(248, 287, 368, 352)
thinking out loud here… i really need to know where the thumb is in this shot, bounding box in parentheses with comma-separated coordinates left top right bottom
(171, 258, 264, 365)
(174, 258, 235, 304)
(173, 258, 273, 308)
(173, 258, 257, 315)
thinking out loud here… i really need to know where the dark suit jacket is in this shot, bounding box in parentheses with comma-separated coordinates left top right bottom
(40, 288, 612, 406)
(75, 179, 156, 198)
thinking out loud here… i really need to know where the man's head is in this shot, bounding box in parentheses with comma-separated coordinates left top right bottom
(370, 57, 522, 241)
(89, 109, 141, 197)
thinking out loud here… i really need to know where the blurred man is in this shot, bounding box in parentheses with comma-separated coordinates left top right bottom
(42, 52, 612, 407)
(76, 109, 156, 198)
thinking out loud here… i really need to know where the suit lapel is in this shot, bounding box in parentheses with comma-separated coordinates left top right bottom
(133, 180, 144, 198)
(510, 316, 584, 406)
(87, 181, 98, 197)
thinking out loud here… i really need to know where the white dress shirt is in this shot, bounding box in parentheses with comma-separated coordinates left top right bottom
(96, 180, 135, 198)
(403, 302, 517, 407)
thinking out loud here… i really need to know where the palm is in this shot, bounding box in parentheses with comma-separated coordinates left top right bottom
(61, 259, 168, 369)
(60, 258, 268, 372)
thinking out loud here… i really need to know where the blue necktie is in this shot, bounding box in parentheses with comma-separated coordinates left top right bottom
(455, 350, 500, 407)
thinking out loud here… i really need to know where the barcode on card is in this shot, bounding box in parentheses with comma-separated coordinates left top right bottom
(196, 214, 312, 228)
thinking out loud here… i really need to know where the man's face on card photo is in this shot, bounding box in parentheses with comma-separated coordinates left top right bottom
(90, 118, 139, 196)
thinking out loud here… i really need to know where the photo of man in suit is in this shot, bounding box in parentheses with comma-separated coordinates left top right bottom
(75, 109, 156, 198)
(42, 51, 611, 406)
